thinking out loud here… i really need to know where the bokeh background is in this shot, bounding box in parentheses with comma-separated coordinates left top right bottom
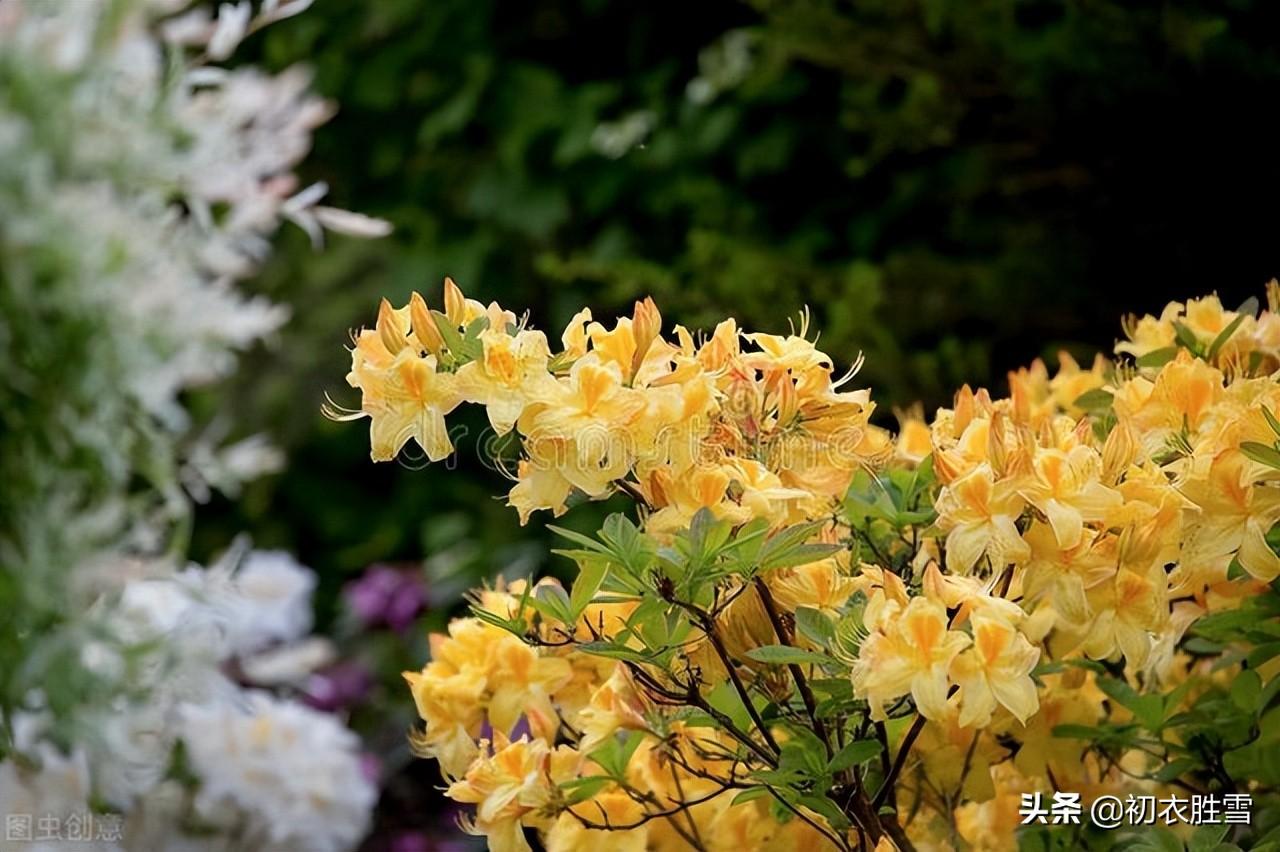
(186, 1, 1279, 846)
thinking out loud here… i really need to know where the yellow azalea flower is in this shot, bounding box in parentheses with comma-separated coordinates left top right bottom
(920, 562, 1026, 626)
(1020, 523, 1116, 624)
(1115, 300, 1183, 360)
(1017, 445, 1121, 550)
(1079, 567, 1167, 666)
(949, 613, 1041, 727)
(727, 458, 812, 525)
(1181, 294, 1244, 351)
(894, 407, 933, 464)
(1048, 352, 1108, 416)
(404, 618, 495, 777)
(573, 666, 648, 753)
(508, 457, 575, 524)
(767, 556, 857, 617)
(1012, 670, 1103, 784)
(916, 697, 1006, 802)
(346, 307, 463, 461)
(560, 307, 593, 359)
(1180, 451, 1280, 582)
(443, 276, 518, 331)
(695, 317, 740, 370)
(742, 329, 834, 375)
(705, 797, 779, 852)
(852, 596, 970, 720)
(1114, 350, 1223, 450)
(954, 762, 1038, 852)
(934, 463, 1030, 573)
(642, 464, 742, 534)
(546, 789, 649, 852)
(586, 315, 638, 377)
(487, 631, 575, 743)
(447, 734, 581, 852)
(630, 723, 742, 801)
(404, 615, 573, 778)
(519, 354, 644, 497)
(457, 328, 557, 434)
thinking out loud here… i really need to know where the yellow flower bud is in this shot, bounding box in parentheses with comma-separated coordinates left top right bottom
(376, 297, 407, 354)
(409, 291, 445, 356)
(443, 276, 466, 326)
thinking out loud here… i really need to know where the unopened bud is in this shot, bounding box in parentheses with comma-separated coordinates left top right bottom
(1101, 420, 1138, 484)
(377, 297, 407, 354)
(987, 410, 1008, 476)
(953, 385, 976, 438)
(630, 297, 662, 376)
(443, 277, 466, 326)
(409, 291, 445, 355)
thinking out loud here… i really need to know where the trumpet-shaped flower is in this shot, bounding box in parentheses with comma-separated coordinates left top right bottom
(949, 614, 1041, 727)
(852, 597, 970, 720)
(934, 464, 1030, 573)
(1180, 451, 1280, 582)
(458, 328, 557, 434)
(447, 735, 581, 852)
(1017, 445, 1122, 550)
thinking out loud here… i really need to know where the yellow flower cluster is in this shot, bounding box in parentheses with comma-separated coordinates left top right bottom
(342, 279, 888, 527)
(882, 290, 1280, 849)
(343, 283, 1280, 852)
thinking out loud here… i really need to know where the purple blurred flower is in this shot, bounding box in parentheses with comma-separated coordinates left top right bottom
(388, 829, 472, 852)
(359, 752, 382, 786)
(303, 660, 373, 711)
(345, 564, 426, 632)
(389, 834, 431, 852)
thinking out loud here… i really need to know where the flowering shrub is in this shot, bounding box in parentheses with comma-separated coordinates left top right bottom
(344, 281, 1280, 850)
(1, 1, 385, 848)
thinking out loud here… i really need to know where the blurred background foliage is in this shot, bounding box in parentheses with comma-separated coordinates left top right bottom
(197, 0, 1280, 583)
(187, 0, 1280, 839)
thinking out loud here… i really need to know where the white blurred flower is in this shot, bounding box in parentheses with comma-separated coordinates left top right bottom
(180, 692, 376, 852)
(240, 636, 336, 686)
(207, 1, 252, 60)
(0, 744, 104, 852)
(228, 550, 316, 654)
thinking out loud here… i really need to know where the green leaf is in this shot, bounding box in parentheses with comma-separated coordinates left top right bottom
(576, 641, 654, 664)
(588, 730, 645, 779)
(798, 794, 851, 832)
(1189, 823, 1231, 851)
(795, 606, 836, 648)
(1152, 757, 1199, 783)
(569, 558, 608, 620)
(1136, 346, 1179, 368)
(1207, 311, 1247, 361)
(827, 739, 881, 773)
(560, 775, 612, 804)
(1098, 676, 1165, 731)
(745, 644, 837, 667)
(531, 583, 574, 623)
(1241, 441, 1280, 470)
(1263, 405, 1280, 439)
(730, 787, 770, 807)
(1173, 320, 1203, 354)
(1073, 388, 1114, 412)
(1230, 669, 1262, 714)
(547, 524, 612, 554)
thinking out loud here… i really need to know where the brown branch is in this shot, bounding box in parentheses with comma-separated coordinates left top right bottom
(669, 598, 782, 757)
(752, 576, 831, 758)
(873, 713, 926, 811)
